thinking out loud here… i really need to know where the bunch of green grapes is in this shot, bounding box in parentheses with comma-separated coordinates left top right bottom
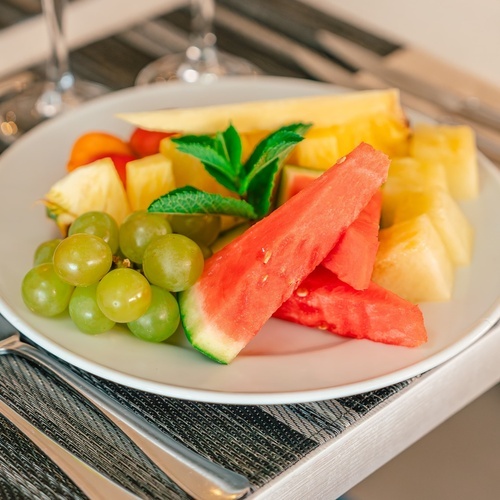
(21, 210, 220, 343)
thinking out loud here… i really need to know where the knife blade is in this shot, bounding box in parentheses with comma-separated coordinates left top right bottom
(316, 30, 500, 134)
(0, 397, 139, 499)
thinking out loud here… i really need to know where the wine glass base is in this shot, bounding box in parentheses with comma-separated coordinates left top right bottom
(135, 51, 261, 86)
(0, 79, 109, 146)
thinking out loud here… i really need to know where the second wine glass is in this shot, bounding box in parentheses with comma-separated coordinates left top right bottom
(135, 0, 259, 85)
(0, 0, 108, 146)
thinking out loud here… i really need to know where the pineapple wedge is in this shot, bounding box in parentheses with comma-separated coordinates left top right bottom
(372, 214, 454, 303)
(393, 189, 474, 266)
(43, 158, 131, 235)
(409, 123, 479, 200)
(126, 154, 176, 211)
(117, 89, 408, 136)
(381, 157, 448, 228)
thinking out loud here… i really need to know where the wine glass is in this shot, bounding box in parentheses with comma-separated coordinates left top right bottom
(135, 0, 259, 85)
(0, 0, 108, 145)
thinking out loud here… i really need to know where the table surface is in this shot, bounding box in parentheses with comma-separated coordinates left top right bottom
(0, 1, 499, 498)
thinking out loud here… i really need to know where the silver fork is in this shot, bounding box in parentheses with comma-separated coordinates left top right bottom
(0, 328, 250, 500)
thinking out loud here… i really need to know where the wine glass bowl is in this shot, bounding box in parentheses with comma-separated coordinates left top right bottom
(135, 0, 260, 85)
(0, 0, 108, 146)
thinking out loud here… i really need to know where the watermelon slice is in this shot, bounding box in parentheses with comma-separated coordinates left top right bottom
(321, 190, 382, 290)
(276, 164, 322, 206)
(273, 266, 427, 347)
(178, 143, 390, 364)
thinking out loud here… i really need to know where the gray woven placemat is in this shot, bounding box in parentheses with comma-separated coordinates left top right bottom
(0, 340, 412, 499)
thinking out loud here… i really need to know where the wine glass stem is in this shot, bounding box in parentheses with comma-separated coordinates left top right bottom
(187, 0, 217, 65)
(42, 0, 74, 91)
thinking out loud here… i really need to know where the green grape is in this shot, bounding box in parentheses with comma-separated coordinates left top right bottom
(127, 286, 180, 342)
(53, 233, 112, 287)
(142, 234, 204, 292)
(68, 211, 120, 254)
(22, 263, 74, 317)
(119, 211, 172, 264)
(69, 284, 115, 334)
(169, 214, 221, 246)
(33, 238, 62, 265)
(96, 268, 152, 323)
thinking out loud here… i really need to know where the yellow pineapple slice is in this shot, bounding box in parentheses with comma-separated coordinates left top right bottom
(372, 214, 454, 303)
(160, 138, 241, 232)
(44, 158, 131, 235)
(159, 137, 233, 197)
(117, 89, 408, 136)
(126, 154, 176, 211)
(287, 128, 340, 170)
(409, 123, 479, 199)
(392, 189, 474, 266)
(381, 157, 448, 227)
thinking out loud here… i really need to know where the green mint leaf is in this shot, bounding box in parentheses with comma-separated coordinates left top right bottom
(148, 186, 258, 219)
(246, 159, 280, 218)
(242, 122, 312, 190)
(172, 135, 238, 192)
(215, 124, 242, 176)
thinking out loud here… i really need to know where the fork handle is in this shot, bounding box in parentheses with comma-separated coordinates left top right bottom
(15, 341, 250, 500)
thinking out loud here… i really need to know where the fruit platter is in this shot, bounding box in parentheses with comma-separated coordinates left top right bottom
(0, 76, 499, 404)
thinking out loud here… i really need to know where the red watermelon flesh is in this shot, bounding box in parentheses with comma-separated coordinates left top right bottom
(178, 143, 390, 364)
(321, 190, 382, 290)
(273, 266, 427, 347)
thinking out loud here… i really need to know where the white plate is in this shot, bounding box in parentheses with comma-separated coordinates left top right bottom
(1, 76, 499, 405)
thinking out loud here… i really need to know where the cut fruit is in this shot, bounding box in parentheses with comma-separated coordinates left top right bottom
(159, 137, 235, 197)
(44, 158, 131, 235)
(392, 189, 474, 266)
(381, 156, 448, 228)
(372, 214, 454, 303)
(276, 165, 322, 206)
(409, 123, 479, 200)
(178, 143, 390, 364)
(118, 89, 408, 137)
(273, 266, 427, 348)
(126, 154, 176, 211)
(66, 131, 134, 171)
(210, 222, 251, 253)
(287, 128, 340, 170)
(322, 190, 382, 290)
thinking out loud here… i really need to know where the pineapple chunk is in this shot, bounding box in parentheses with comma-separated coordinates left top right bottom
(287, 128, 340, 170)
(393, 189, 474, 265)
(160, 137, 234, 197)
(126, 154, 176, 211)
(44, 158, 131, 234)
(372, 214, 454, 303)
(409, 123, 479, 199)
(381, 157, 448, 227)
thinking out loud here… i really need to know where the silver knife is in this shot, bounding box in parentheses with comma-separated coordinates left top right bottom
(316, 29, 500, 134)
(0, 397, 139, 499)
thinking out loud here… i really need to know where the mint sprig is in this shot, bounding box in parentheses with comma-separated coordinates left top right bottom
(171, 122, 311, 218)
(148, 186, 258, 219)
